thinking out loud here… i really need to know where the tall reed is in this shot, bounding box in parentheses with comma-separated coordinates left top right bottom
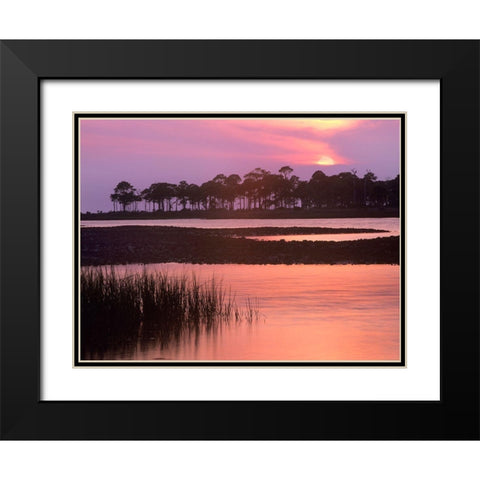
(80, 267, 259, 359)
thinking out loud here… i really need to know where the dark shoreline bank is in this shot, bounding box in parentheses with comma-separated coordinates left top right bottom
(81, 207, 399, 221)
(81, 226, 400, 266)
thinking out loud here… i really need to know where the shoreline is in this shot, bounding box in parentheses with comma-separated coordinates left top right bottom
(81, 207, 399, 221)
(81, 226, 400, 266)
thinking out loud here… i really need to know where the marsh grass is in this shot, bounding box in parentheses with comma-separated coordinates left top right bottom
(80, 267, 260, 359)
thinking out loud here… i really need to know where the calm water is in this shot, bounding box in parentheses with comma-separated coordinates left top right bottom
(81, 217, 399, 234)
(85, 263, 400, 362)
(247, 232, 396, 242)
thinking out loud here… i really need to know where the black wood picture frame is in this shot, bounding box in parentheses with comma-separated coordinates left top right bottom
(1, 40, 478, 440)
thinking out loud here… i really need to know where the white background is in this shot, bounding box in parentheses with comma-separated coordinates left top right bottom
(42, 80, 440, 402)
(1, 2, 479, 480)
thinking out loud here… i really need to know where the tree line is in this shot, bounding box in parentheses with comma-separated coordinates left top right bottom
(109, 166, 399, 213)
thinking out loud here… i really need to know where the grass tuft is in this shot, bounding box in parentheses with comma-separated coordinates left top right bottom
(81, 267, 259, 359)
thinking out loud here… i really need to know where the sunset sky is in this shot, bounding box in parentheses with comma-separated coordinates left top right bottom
(79, 117, 401, 212)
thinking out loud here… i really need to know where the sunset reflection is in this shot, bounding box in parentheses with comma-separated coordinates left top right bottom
(84, 263, 400, 362)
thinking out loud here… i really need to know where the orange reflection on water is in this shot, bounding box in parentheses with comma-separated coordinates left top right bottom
(104, 263, 400, 362)
(247, 232, 397, 242)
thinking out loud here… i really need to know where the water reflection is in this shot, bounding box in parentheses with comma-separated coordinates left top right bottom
(81, 263, 400, 362)
(247, 232, 395, 242)
(81, 217, 400, 234)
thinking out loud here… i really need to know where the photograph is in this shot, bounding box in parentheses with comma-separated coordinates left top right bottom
(76, 113, 404, 365)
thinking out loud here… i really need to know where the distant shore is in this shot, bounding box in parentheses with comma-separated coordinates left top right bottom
(81, 226, 399, 266)
(81, 207, 399, 221)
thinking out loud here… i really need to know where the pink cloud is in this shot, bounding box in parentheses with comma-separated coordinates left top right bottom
(80, 118, 357, 168)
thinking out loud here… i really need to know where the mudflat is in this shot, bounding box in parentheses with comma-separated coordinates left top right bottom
(81, 225, 399, 266)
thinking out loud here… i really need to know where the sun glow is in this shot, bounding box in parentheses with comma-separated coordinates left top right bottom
(316, 155, 336, 166)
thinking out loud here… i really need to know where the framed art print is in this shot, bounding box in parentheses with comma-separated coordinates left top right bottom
(1, 40, 478, 439)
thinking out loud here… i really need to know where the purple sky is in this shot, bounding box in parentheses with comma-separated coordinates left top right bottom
(80, 117, 400, 212)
